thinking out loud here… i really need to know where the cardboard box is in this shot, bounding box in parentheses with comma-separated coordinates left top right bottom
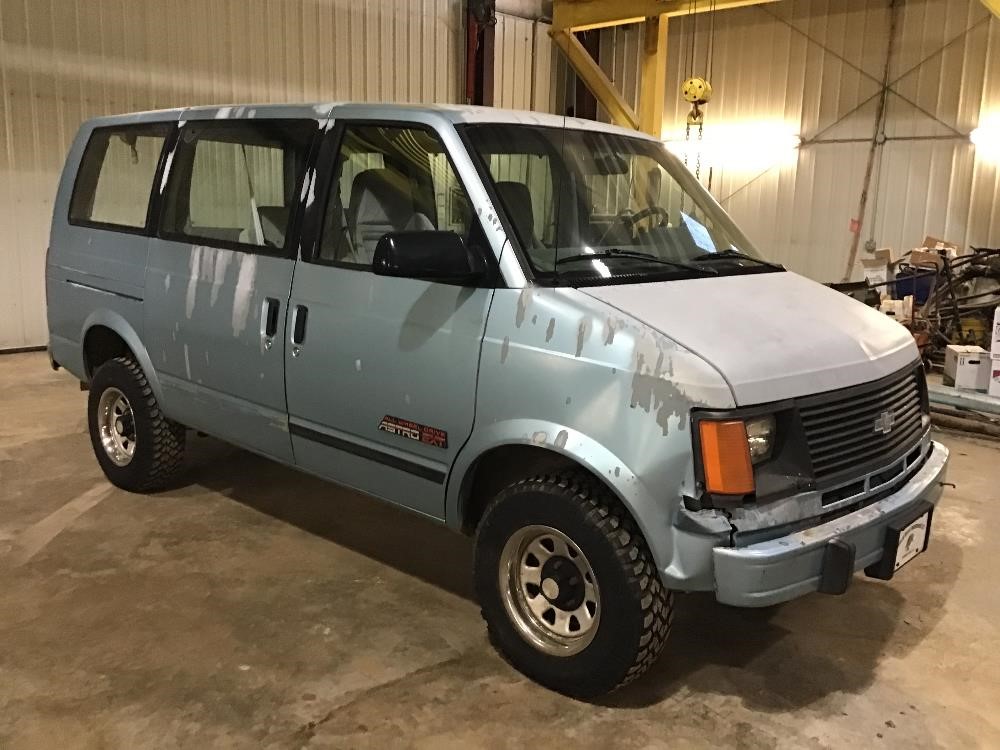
(943, 345, 990, 391)
(921, 235, 959, 253)
(861, 248, 898, 289)
(907, 249, 945, 270)
(989, 354, 1000, 399)
(992, 306, 1000, 357)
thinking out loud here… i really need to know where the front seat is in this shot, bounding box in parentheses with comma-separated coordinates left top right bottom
(345, 168, 434, 265)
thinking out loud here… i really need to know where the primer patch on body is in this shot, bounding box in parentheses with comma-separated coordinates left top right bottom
(515, 288, 532, 328)
(575, 318, 593, 357)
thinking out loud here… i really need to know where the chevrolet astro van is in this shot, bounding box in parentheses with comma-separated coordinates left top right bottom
(47, 103, 949, 698)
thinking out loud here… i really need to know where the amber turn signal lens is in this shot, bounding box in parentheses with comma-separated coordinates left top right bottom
(698, 420, 755, 495)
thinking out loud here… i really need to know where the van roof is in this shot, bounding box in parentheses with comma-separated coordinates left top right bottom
(84, 102, 657, 141)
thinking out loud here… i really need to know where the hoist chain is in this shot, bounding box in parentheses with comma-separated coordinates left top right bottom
(695, 123, 703, 181)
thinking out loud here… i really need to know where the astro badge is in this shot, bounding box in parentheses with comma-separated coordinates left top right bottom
(378, 415, 448, 449)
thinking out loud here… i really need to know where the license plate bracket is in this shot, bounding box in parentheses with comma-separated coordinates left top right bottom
(864, 500, 934, 580)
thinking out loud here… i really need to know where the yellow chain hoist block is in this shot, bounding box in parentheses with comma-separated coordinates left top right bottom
(681, 76, 713, 105)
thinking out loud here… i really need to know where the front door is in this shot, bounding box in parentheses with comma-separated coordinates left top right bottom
(144, 116, 316, 462)
(284, 122, 494, 518)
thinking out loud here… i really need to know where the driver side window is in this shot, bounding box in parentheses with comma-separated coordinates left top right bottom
(318, 124, 472, 267)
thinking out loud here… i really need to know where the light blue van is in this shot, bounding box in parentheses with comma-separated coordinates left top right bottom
(47, 103, 948, 697)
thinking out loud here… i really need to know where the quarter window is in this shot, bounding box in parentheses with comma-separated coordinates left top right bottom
(160, 120, 315, 251)
(69, 124, 169, 230)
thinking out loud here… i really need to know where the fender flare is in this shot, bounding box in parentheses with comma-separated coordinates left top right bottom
(80, 309, 167, 408)
(446, 418, 674, 573)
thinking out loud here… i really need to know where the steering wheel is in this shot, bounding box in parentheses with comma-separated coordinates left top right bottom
(620, 206, 671, 229)
(595, 206, 671, 246)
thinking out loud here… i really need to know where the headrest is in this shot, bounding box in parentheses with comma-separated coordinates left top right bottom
(348, 168, 413, 228)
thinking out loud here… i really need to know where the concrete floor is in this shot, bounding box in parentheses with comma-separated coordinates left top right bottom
(1, 351, 999, 749)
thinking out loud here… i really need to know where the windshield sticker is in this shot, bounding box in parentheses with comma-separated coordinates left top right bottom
(378, 415, 448, 449)
(679, 212, 717, 253)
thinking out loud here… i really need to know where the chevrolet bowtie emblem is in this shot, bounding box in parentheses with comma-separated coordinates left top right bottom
(873, 409, 895, 435)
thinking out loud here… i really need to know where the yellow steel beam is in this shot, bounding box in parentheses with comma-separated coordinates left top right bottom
(550, 29, 640, 130)
(552, 0, 779, 32)
(982, 0, 1000, 18)
(638, 15, 668, 136)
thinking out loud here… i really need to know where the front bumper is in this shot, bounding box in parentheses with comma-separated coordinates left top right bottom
(713, 439, 950, 607)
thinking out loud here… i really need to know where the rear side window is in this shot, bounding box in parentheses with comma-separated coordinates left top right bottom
(69, 124, 170, 231)
(160, 120, 315, 252)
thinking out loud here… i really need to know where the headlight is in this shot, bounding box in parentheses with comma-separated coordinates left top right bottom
(697, 414, 776, 496)
(745, 415, 776, 464)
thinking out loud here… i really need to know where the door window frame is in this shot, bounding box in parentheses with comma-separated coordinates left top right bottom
(154, 119, 320, 259)
(300, 118, 501, 286)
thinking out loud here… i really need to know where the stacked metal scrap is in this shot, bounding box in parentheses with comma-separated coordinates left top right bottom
(900, 248, 1000, 364)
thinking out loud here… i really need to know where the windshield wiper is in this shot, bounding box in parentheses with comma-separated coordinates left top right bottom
(554, 249, 718, 276)
(690, 249, 784, 270)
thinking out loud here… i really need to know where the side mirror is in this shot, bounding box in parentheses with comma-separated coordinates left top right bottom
(372, 231, 485, 283)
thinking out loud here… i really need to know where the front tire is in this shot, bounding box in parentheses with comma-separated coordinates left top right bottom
(87, 355, 185, 491)
(474, 472, 672, 698)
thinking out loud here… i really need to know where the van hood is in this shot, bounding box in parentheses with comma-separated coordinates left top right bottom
(582, 271, 918, 406)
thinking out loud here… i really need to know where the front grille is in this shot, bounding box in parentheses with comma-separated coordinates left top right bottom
(800, 366, 925, 483)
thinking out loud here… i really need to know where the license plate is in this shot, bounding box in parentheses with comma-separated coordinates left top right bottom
(893, 512, 930, 571)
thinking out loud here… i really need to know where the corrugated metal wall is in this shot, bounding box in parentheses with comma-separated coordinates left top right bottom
(493, 11, 555, 112)
(598, 0, 1000, 282)
(0, 0, 464, 350)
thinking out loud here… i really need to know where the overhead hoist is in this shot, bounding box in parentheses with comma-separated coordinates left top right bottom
(680, 0, 718, 188)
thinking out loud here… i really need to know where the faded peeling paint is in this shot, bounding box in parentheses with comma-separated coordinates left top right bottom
(604, 316, 623, 345)
(515, 288, 532, 328)
(554, 429, 568, 449)
(575, 317, 592, 357)
(531, 431, 547, 445)
(629, 350, 690, 436)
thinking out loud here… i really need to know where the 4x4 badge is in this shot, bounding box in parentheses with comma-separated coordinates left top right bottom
(873, 409, 895, 435)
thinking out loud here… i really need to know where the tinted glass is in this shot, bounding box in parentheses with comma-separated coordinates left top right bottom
(69, 124, 169, 229)
(161, 120, 315, 250)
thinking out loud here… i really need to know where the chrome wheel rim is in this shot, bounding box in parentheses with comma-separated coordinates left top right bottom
(97, 387, 136, 467)
(499, 525, 600, 656)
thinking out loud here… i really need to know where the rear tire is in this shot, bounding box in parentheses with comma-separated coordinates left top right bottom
(474, 471, 672, 698)
(87, 355, 185, 491)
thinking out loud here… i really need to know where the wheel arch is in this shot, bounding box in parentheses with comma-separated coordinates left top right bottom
(80, 310, 166, 406)
(446, 420, 672, 574)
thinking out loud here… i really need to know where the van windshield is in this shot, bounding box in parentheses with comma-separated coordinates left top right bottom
(462, 124, 781, 285)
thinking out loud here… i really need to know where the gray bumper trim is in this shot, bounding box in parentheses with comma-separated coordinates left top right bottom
(713, 440, 950, 607)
